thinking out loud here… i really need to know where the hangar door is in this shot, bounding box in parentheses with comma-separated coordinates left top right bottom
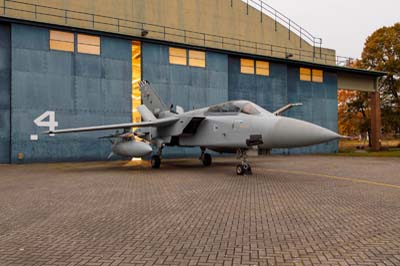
(0, 23, 11, 163)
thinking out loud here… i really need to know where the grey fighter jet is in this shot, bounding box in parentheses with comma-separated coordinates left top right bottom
(45, 81, 342, 175)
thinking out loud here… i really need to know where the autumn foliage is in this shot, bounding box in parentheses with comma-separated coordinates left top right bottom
(338, 23, 400, 139)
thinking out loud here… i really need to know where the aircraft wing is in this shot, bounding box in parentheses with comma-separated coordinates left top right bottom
(43, 116, 180, 135)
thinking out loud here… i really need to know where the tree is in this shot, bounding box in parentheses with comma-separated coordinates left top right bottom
(360, 23, 400, 134)
(338, 23, 400, 142)
(338, 90, 369, 136)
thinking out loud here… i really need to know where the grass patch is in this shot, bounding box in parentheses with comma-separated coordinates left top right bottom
(338, 139, 400, 157)
(337, 150, 400, 157)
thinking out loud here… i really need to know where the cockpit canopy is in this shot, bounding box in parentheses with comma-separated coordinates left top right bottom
(206, 101, 261, 115)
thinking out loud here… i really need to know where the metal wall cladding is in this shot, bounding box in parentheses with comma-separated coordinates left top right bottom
(283, 66, 338, 154)
(10, 24, 132, 163)
(0, 24, 11, 163)
(142, 42, 229, 157)
(143, 43, 338, 156)
(228, 57, 288, 111)
(228, 57, 338, 154)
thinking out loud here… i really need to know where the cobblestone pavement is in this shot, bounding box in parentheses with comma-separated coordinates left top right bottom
(0, 156, 400, 266)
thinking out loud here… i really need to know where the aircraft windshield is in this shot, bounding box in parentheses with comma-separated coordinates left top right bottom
(207, 101, 260, 115)
(207, 102, 240, 113)
(240, 103, 260, 115)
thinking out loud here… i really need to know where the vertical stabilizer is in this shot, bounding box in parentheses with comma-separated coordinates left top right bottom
(139, 81, 168, 117)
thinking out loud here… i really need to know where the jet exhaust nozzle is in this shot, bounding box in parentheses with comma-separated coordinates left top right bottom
(112, 141, 153, 158)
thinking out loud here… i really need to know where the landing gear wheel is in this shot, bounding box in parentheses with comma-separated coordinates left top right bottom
(236, 165, 244, 175)
(242, 163, 252, 174)
(202, 153, 212, 167)
(236, 163, 252, 175)
(151, 155, 161, 169)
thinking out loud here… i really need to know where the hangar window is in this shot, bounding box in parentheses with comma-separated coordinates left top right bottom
(241, 59, 255, 74)
(300, 68, 312, 81)
(189, 50, 206, 68)
(49, 30, 74, 52)
(312, 69, 324, 83)
(300, 68, 324, 83)
(77, 34, 100, 55)
(169, 47, 187, 65)
(256, 61, 270, 76)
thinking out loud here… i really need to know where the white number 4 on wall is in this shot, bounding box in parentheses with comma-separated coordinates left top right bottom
(33, 111, 59, 138)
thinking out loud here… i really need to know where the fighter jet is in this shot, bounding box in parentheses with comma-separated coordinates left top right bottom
(45, 81, 342, 175)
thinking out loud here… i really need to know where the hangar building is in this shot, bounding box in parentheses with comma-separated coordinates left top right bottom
(0, 0, 384, 163)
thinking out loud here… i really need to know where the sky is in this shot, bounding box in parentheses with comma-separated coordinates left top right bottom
(246, 0, 400, 59)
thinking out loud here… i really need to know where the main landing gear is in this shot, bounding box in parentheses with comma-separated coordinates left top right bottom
(151, 155, 161, 169)
(200, 148, 212, 167)
(151, 146, 163, 169)
(236, 149, 252, 175)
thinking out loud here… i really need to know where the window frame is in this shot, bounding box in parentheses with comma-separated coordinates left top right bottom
(312, 69, 324, 83)
(49, 30, 75, 53)
(77, 33, 101, 55)
(255, 60, 270, 76)
(169, 47, 187, 66)
(188, 50, 206, 68)
(240, 58, 255, 75)
(300, 67, 312, 82)
(300, 68, 324, 83)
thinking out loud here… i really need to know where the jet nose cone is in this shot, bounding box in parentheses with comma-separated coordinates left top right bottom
(269, 117, 341, 148)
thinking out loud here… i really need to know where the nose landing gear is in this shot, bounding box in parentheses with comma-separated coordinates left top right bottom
(236, 149, 252, 175)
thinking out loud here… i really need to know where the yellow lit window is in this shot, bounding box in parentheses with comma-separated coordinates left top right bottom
(256, 61, 270, 76)
(312, 69, 323, 83)
(77, 34, 100, 55)
(241, 58, 254, 74)
(169, 47, 187, 65)
(300, 67, 311, 81)
(189, 50, 206, 68)
(49, 30, 74, 52)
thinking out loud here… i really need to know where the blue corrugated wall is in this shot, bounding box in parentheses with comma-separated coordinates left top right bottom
(229, 58, 338, 154)
(285, 66, 338, 154)
(10, 24, 132, 163)
(5, 25, 338, 163)
(0, 23, 11, 163)
(143, 45, 338, 157)
(228, 57, 288, 112)
(142, 42, 229, 157)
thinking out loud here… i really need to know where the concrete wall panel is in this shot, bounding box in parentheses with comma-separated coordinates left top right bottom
(1, 0, 335, 64)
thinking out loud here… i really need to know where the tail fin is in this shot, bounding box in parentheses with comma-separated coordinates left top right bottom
(139, 81, 168, 117)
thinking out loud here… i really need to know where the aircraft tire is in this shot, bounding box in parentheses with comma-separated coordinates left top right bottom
(243, 163, 252, 174)
(202, 153, 212, 166)
(236, 165, 244, 175)
(151, 155, 161, 169)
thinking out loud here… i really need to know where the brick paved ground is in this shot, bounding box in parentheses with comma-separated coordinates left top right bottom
(0, 156, 400, 266)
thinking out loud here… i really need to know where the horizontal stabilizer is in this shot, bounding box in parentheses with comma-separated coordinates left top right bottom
(137, 105, 156, 122)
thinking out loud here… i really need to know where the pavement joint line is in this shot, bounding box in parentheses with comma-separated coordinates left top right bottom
(264, 168, 400, 190)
